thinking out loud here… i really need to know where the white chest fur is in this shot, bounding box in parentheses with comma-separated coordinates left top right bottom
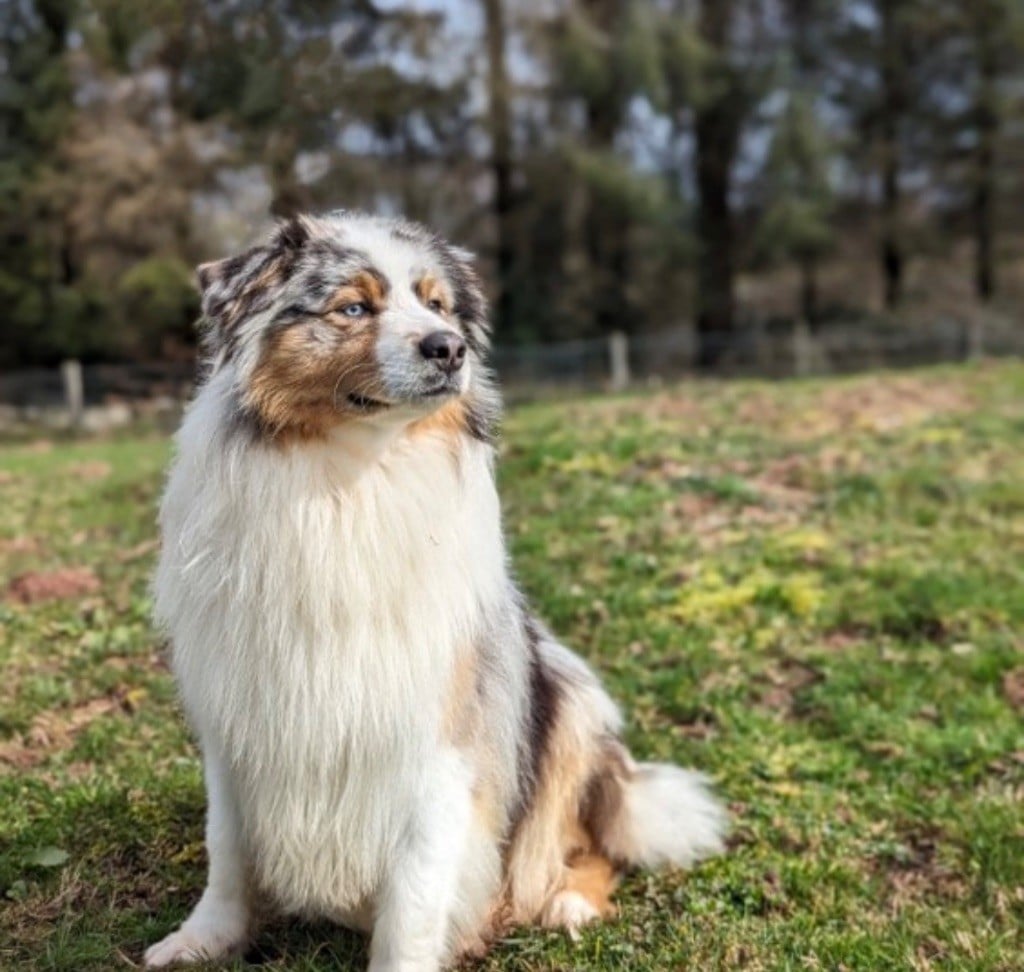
(154, 379, 506, 915)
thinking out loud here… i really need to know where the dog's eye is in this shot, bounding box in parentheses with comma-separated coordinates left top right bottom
(426, 299, 444, 313)
(341, 303, 368, 318)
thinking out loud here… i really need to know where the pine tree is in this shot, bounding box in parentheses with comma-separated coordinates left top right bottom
(0, 0, 78, 366)
(938, 0, 1024, 301)
(757, 0, 836, 327)
(833, 0, 941, 310)
(757, 93, 835, 327)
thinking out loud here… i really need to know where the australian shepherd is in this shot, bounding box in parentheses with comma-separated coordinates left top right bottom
(146, 211, 726, 970)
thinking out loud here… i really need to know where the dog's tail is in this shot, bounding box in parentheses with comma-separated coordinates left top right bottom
(585, 741, 728, 870)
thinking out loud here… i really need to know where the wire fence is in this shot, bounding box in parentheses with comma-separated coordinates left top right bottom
(496, 313, 1021, 393)
(1, 314, 1021, 433)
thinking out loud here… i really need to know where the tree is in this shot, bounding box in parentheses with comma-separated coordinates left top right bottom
(0, 0, 78, 366)
(757, 93, 835, 327)
(756, 0, 836, 327)
(947, 0, 1023, 301)
(548, 1, 666, 337)
(481, 0, 516, 333)
(690, 0, 768, 366)
(833, 0, 940, 310)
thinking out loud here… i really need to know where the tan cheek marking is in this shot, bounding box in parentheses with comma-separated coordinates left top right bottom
(246, 321, 385, 443)
(407, 399, 468, 444)
(327, 271, 387, 313)
(415, 274, 452, 313)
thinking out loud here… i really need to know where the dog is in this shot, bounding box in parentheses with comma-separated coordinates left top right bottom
(146, 211, 726, 970)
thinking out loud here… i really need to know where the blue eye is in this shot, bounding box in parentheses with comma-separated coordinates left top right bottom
(342, 303, 368, 318)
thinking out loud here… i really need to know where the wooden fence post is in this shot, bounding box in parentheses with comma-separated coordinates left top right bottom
(609, 331, 630, 391)
(61, 359, 84, 428)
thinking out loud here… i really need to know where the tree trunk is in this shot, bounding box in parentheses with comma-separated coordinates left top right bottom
(800, 252, 819, 329)
(694, 0, 740, 369)
(972, 15, 998, 302)
(584, 96, 630, 337)
(880, 140, 903, 309)
(973, 127, 995, 302)
(582, 0, 630, 337)
(879, 0, 905, 310)
(482, 0, 516, 332)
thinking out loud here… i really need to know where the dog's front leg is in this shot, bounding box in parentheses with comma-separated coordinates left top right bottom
(145, 742, 253, 967)
(368, 749, 472, 972)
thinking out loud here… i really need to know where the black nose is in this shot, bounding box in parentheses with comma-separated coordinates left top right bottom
(419, 331, 467, 373)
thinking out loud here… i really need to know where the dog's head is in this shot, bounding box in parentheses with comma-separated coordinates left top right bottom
(197, 211, 496, 443)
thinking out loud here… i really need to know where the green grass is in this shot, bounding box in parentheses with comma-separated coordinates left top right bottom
(2, 362, 1023, 971)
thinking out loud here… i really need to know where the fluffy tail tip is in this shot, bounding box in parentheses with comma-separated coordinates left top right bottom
(602, 762, 728, 870)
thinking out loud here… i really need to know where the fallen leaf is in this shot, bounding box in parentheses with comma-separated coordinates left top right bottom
(28, 846, 69, 868)
(1002, 667, 1024, 710)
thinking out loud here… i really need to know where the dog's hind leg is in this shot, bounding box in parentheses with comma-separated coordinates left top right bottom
(540, 851, 618, 939)
(145, 743, 254, 967)
(504, 630, 727, 940)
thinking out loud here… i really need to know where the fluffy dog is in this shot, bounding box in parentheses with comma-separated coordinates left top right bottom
(147, 211, 726, 970)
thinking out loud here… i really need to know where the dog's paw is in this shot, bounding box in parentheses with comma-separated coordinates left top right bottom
(541, 890, 601, 942)
(144, 926, 241, 967)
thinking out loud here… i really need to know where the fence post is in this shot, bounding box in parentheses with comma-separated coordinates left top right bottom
(61, 359, 84, 428)
(608, 331, 630, 392)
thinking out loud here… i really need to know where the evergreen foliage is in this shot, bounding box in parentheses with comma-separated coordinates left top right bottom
(1, 0, 1022, 366)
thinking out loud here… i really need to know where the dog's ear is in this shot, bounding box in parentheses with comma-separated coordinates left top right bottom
(439, 243, 490, 354)
(196, 216, 312, 356)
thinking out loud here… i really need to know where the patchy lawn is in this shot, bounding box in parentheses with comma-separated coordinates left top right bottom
(2, 361, 1022, 971)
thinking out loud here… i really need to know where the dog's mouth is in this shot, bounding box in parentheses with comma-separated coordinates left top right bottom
(421, 383, 457, 398)
(347, 381, 460, 412)
(347, 392, 390, 411)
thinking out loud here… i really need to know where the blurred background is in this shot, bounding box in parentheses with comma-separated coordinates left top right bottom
(2, 0, 1024, 423)
(4, 7, 1024, 967)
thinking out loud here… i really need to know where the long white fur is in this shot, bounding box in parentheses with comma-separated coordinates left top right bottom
(146, 214, 726, 971)
(151, 370, 509, 934)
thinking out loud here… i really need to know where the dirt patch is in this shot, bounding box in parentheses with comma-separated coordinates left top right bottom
(758, 659, 823, 715)
(871, 828, 968, 914)
(788, 377, 973, 441)
(670, 485, 813, 550)
(0, 690, 134, 770)
(1002, 667, 1024, 711)
(0, 536, 43, 557)
(6, 567, 101, 604)
(65, 460, 113, 481)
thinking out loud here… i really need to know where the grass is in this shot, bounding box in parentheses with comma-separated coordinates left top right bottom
(2, 361, 1023, 971)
